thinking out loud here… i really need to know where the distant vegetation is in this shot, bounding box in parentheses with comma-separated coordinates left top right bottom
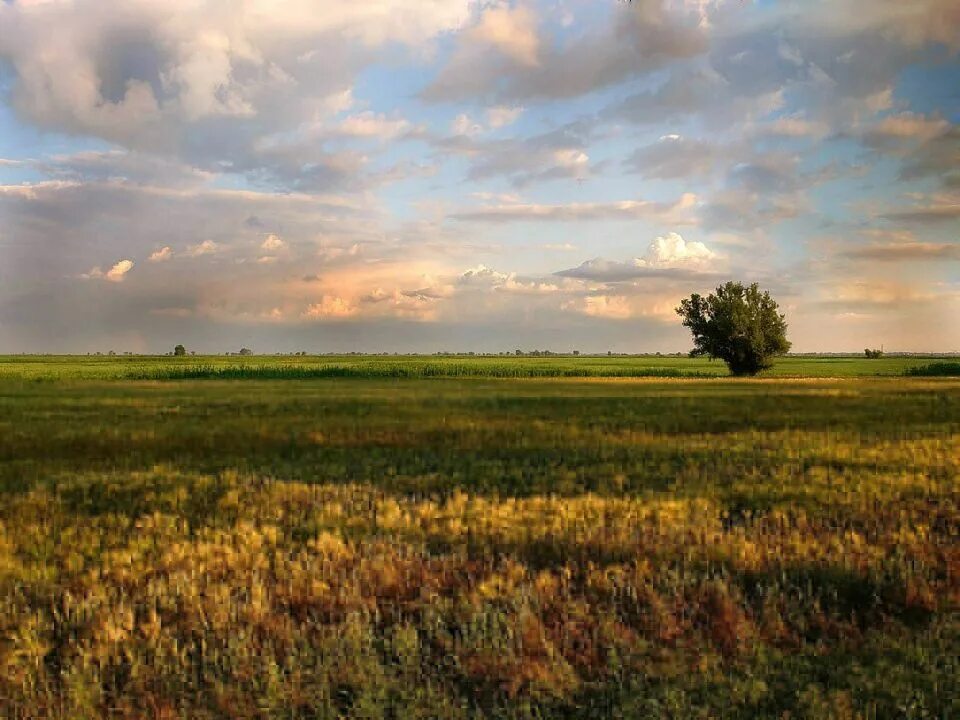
(864, 348, 884, 359)
(905, 361, 960, 377)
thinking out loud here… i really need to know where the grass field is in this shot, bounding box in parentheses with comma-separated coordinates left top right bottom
(0, 357, 957, 718)
(0, 353, 952, 381)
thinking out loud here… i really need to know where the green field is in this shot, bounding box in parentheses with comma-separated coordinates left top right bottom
(0, 357, 958, 718)
(0, 353, 949, 381)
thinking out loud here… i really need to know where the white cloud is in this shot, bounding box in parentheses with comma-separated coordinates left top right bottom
(451, 113, 483, 137)
(302, 296, 357, 319)
(556, 232, 718, 282)
(83, 259, 134, 282)
(646, 232, 715, 266)
(185, 239, 219, 257)
(562, 294, 679, 321)
(486, 105, 524, 129)
(149, 246, 173, 262)
(261, 234, 287, 251)
(338, 112, 412, 140)
(469, 5, 541, 67)
(106, 259, 134, 282)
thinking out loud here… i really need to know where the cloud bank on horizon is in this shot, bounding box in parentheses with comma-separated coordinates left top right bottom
(0, 0, 957, 353)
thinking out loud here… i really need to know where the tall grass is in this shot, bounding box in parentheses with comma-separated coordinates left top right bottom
(123, 363, 701, 380)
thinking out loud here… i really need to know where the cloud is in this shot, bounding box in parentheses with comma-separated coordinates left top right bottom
(442, 119, 599, 186)
(149, 246, 173, 262)
(471, 5, 541, 67)
(758, 116, 832, 139)
(106, 259, 134, 281)
(83, 259, 134, 282)
(451, 193, 698, 223)
(625, 135, 723, 179)
(881, 192, 960, 224)
(486, 106, 524, 129)
(302, 296, 357, 320)
(842, 241, 960, 261)
(423, 0, 706, 103)
(863, 112, 951, 145)
(648, 232, 716, 265)
(557, 232, 717, 282)
(337, 112, 413, 141)
(184, 239, 220, 257)
(0, 0, 472, 189)
(451, 113, 484, 138)
(561, 293, 681, 321)
(33, 150, 214, 186)
(261, 233, 287, 251)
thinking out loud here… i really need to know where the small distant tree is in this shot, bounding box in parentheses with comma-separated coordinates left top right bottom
(865, 348, 884, 359)
(239, 347, 253, 356)
(174, 344, 186, 356)
(676, 281, 791, 376)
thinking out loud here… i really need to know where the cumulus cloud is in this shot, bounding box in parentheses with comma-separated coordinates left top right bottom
(557, 232, 717, 282)
(83, 259, 134, 282)
(261, 234, 287, 251)
(149, 246, 173, 262)
(302, 296, 357, 320)
(184, 239, 219, 257)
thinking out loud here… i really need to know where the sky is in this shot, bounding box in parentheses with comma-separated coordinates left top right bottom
(0, 0, 958, 354)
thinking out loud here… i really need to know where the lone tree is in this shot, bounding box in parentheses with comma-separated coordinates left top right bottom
(676, 281, 791, 376)
(173, 344, 186, 356)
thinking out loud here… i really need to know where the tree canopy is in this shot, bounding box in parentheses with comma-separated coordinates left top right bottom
(676, 281, 791, 376)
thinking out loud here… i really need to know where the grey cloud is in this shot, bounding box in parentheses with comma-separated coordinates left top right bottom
(700, 189, 803, 233)
(607, 1, 958, 133)
(430, 119, 598, 188)
(898, 127, 960, 186)
(842, 242, 960, 261)
(0, 1, 469, 192)
(555, 259, 715, 283)
(449, 194, 697, 224)
(881, 204, 960, 224)
(422, 1, 706, 103)
(625, 136, 724, 179)
(34, 150, 212, 186)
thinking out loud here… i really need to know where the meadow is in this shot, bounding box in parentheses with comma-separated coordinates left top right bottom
(0, 356, 957, 718)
